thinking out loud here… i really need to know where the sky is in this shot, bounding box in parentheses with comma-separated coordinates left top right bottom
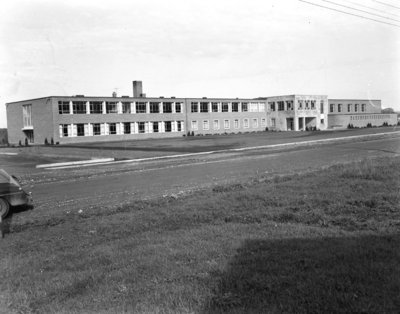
(0, 0, 399, 128)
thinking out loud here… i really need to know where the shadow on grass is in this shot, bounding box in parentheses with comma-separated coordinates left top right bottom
(204, 234, 400, 314)
(0, 204, 33, 237)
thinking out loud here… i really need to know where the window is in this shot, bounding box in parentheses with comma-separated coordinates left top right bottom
(77, 124, 85, 136)
(243, 118, 249, 128)
(347, 104, 352, 112)
(242, 103, 248, 112)
(177, 121, 182, 132)
(224, 119, 230, 129)
(191, 120, 198, 130)
(259, 103, 265, 111)
(90, 101, 102, 114)
(73, 101, 86, 114)
(311, 100, 316, 109)
(278, 101, 285, 111)
(261, 118, 266, 127)
(269, 102, 275, 111)
(163, 102, 172, 113)
(271, 118, 276, 127)
(123, 122, 131, 134)
(109, 123, 117, 134)
(232, 102, 239, 112)
(234, 119, 239, 129)
(320, 119, 324, 125)
(58, 101, 70, 114)
(320, 101, 324, 113)
(361, 104, 366, 112)
(61, 124, 69, 137)
(213, 119, 219, 130)
(330, 104, 334, 113)
(136, 102, 146, 113)
(165, 121, 172, 132)
(203, 120, 209, 130)
(355, 104, 359, 112)
(298, 100, 303, 109)
(93, 123, 101, 135)
(138, 122, 145, 133)
(212, 102, 218, 112)
(175, 102, 182, 113)
(150, 102, 160, 113)
(200, 102, 209, 113)
(249, 103, 258, 112)
(286, 101, 293, 110)
(122, 102, 131, 114)
(305, 101, 310, 109)
(252, 118, 258, 128)
(338, 104, 342, 113)
(153, 122, 159, 133)
(22, 104, 32, 127)
(106, 102, 118, 113)
(191, 102, 198, 113)
(222, 103, 229, 112)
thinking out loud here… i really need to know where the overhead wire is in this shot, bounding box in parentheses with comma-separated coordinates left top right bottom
(372, 0, 400, 10)
(340, 0, 400, 18)
(298, 0, 400, 28)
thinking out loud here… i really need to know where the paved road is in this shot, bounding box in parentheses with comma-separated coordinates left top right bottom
(17, 135, 397, 218)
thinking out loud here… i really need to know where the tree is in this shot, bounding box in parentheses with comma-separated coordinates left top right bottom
(381, 108, 394, 114)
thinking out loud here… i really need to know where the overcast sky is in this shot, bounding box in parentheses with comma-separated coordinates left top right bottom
(0, 0, 399, 127)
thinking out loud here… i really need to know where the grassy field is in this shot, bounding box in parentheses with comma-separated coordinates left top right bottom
(0, 156, 399, 313)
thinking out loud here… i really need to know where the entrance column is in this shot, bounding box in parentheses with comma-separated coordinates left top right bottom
(293, 116, 299, 131)
(302, 117, 306, 131)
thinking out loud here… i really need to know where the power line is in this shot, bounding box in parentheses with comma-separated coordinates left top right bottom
(298, 0, 400, 28)
(372, 0, 400, 10)
(341, 0, 400, 18)
(320, 0, 400, 23)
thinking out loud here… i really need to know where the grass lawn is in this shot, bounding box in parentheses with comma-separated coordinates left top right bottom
(1, 156, 399, 313)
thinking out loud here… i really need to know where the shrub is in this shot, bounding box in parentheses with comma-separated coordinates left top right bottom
(18, 140, 22, 147)
(25, 138, 29, 146)
(51, 137, 54, 145)
(44, 138, 49, 145)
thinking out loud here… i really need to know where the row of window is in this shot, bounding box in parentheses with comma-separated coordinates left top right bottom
(350, 114, 392, 121)
(59, 121, 184, 137)
(58, 101, 183, 115)
(190, 102, 266, 113)
(269, 100, 325, 112)
(190, 118, 266, 131)
(330, 103, 366, 113)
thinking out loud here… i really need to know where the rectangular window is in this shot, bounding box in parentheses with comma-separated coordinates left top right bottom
(93, 123, 101, 135)
(73, 101, 86, 114)
(330, 104, 334, 113)
(298, 100, 303, 109)
(165, 121, 172, 132)
(212, 102, 219, 112)
(243, 118, 249, 128)
(222, 103, 229, 112)
(234, 119, 239, 129)
(200, 102, 209, 113)
(242, 103, 248, 112)
(175, 102, 182, 113)
(138, 122, 145, 133)
(224, 119, 230, 129)
(320, 101, 324, 113)
(177, 121, 182, 132)
(61, 124, 69, 137)
(232, 102, 239, 112)
(153, 122, 159, 133)
(355, 104, 359, 112)
(338, 104, 342, 113)
(122, 102, 131, 114)
(150, 102, 160, 113)
(191, 102, 198, 113)
(22, 104, 32, 127)
(163, 102, 172, 113)
(252, 118, 258, 128)
(311, 100, 316, 109)
(90, 101, 103, 114)
(136, 102, 146, 113)
(320, 119, 324, 125)
(77, 123, 85, 136)
(361, 104, 366, 112)
(203, 120, 209, 130)
(269, 102, 276, 111)
(109, 123, 117, 134)
(286, 101, 293, 111)
(261, 118, 266, 127)
(191, 120, 198, 130)
(106, 102, 118, 113)
(305, 101, 310, 109)
(347, 104, 351, 112)
(58, 101, 70, 114)
(278, 101, 285, 111)
(213, 119, 219, 130)
(249, 103, 258, 112)
(259, 103, 265, 111)
(271, 118, 276, 127)
(123, 122, 131, 134)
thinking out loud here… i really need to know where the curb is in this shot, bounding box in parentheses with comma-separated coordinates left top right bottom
(36, 158, 115, 169)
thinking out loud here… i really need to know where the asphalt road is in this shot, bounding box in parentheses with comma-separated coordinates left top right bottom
(15, 135, 397, 218)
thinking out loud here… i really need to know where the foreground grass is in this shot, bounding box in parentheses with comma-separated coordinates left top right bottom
(1, 157, 399, 313)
